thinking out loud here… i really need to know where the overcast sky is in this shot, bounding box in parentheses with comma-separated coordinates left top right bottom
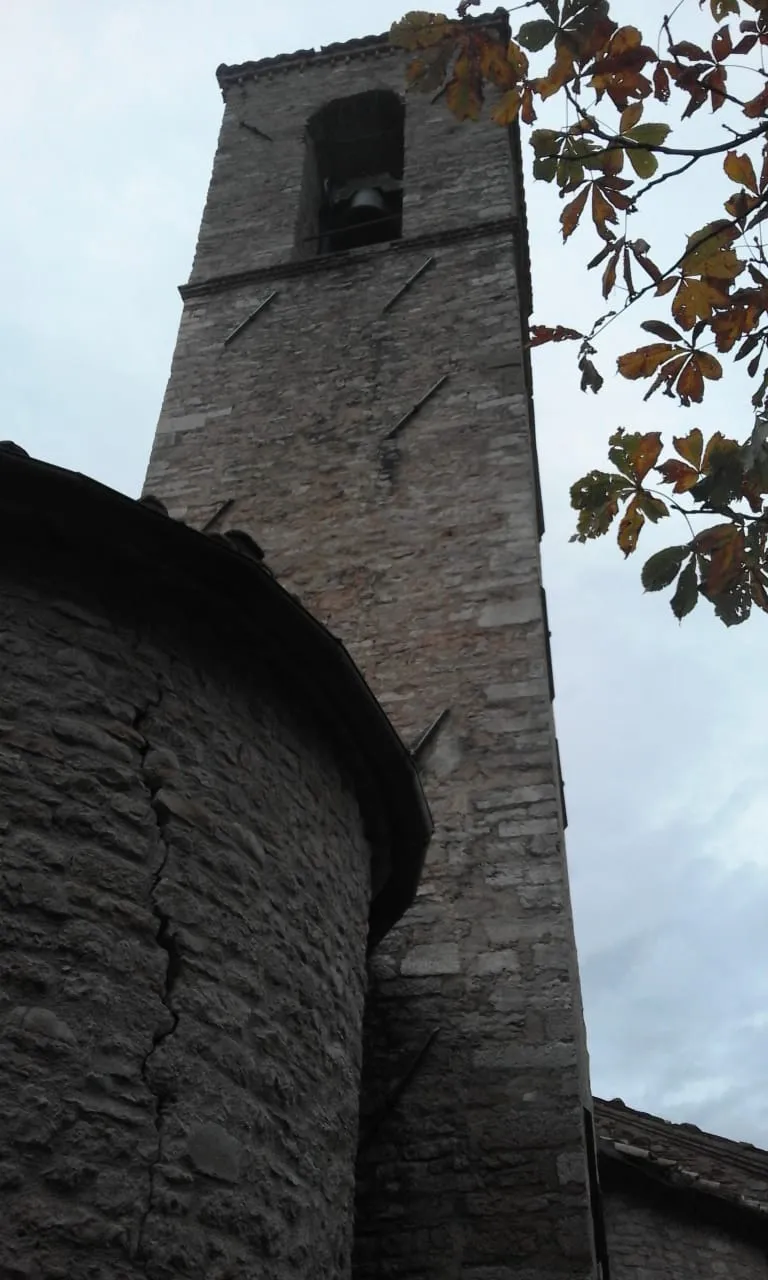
(3, 1, 767, 1147)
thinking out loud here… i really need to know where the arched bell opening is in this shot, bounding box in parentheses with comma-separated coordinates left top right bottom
(297, 89, 405, 257)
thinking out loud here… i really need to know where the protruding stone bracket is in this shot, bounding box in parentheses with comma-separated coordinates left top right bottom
(239, 120, 274, 142)
(359, 1027, 440, 1151)
(381, 256, 435, 315)
(410, 708, 451, 764)
(223, 290, 279, 347)
(384, 374, 449, 443)
(202, 498, 235, 533)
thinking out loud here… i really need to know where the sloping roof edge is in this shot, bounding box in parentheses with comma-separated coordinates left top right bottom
(0, 445, 432, 948)
(595, 1097, 768, 1235)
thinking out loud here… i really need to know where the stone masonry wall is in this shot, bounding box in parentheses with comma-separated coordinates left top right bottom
(604, 1191, 768, 1280)
(144, 42, 597, 1280)
(0, 562, 371, 1279)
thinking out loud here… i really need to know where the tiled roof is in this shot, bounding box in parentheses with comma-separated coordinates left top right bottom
(595, 1097, 768, 1225)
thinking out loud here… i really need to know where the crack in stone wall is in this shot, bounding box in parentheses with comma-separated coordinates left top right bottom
(131, 684, 184, 1268)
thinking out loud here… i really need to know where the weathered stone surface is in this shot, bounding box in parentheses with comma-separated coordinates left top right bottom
(604, 1191, 768, 1280)
(144, 35, 596, 1280)
(0, 569, 372, 1278)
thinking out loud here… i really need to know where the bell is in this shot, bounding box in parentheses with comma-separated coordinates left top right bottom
(347, 187, 386, 220)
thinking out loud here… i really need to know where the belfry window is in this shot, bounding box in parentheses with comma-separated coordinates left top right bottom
(298, 90, 405, 257)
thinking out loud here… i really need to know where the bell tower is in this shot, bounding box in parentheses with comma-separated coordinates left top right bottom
(144, 20, 600, 1280)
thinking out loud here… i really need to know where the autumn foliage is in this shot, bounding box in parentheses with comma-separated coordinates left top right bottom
(391, 0, 768, 625)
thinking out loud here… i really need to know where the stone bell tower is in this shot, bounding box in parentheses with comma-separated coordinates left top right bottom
(144, 19, 600, 1280)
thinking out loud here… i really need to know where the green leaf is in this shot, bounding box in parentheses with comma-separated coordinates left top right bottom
(570, 469, 632, 541)
(713, 581, 752, 626)
(517, 19, 558, 51)
(533, 156, 558, 182)
(670, 559, 698, 620)
(641, 545, 689, 592)
(625, 123, 672, 147)
(530, 128, 561, 157)
(641, 320, 683, 343)
(635, 491, 669, 523)
(627, 148, 659, 179)
(390, 11, 454, 50)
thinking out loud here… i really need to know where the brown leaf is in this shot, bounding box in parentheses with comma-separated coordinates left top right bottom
(520, 85, 537, 125)
(632, 244, 663, 284)
(492, 89, 522, 124)
(618, 343, 683, 379)
(508, 39, 530, 80)
(529, 324, 583, 346)
(701, 430, 740, 473)
(656, 459, 700, 492)
(712, 24, 733, 60)
(623, 246, 635, 297)
(703, 526, 746, 595)
(710, 299, 762, 351)
(673, 428, 704, 469)
(446, 55, 483, 121)
(681, 221, 742, 279)
(693, 522, 735, 553)
(676, 354, 721, 405)
(653, 62, 671, 102)
(669, 40, 712, 60)
(591, 184, 619, 240)
(617, 495, 645, 556)
(602, 246, 621, 298)
(709, 0, 739, 19)
(744, 83, 768, 117)
(533, 42, 576, 100)
(480, 37, 521, 89)
(750, 570, 768, 613)
(725, 190, 761, 220)
(578, 354, 604, 394)
(724, 151, 759, 193)
(671, 276, 731, 329)
(620, 101, 644, 131)
(629, 432, 664, 482)
(560, 185, 590, 241)
(608, 430, 664, 483)
(706, 67, 727, 113)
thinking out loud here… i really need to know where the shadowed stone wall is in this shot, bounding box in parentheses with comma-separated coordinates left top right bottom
(604, 1193, 768, 1280)
(0, 488, 390, 1279)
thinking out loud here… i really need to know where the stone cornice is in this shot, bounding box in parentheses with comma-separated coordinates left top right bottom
(217, 34, 392, 94)
(180, 216, 520, 300)
(215, 9, 510, 95)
